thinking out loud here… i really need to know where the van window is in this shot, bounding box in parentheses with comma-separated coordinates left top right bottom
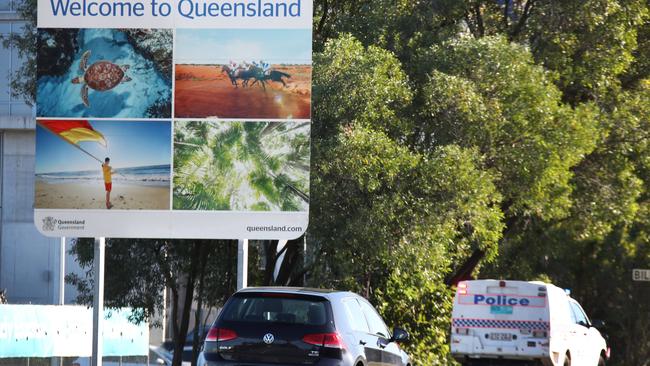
(359, 300, 390, 338)
(569, 301, 590, 327)
(342, 298, 370, 333)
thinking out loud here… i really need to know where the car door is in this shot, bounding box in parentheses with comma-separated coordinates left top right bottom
(568, 300, 591, 366)
(341, 298, 382, 366)
(570, 301, 602, 366)
(358, 299, 404, 366)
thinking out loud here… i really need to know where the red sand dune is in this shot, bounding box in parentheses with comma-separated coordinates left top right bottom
(174, 65, 312, 119)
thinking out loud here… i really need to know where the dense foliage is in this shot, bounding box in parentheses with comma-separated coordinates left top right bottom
(9, 0, 649, 365)
(306, 1, 650, 364)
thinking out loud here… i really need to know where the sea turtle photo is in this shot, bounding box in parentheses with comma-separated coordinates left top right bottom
(71, 50, 132, 107)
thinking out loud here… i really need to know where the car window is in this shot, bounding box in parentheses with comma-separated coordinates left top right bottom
(222, 295, 328, 326)
(342, 298, 370, 333)
(570, 301, 590, 327)
(359, 299, 390, 338)
(564, 299, 577, 323)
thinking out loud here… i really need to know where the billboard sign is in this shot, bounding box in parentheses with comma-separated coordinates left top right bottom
(35, 0, 312, 239)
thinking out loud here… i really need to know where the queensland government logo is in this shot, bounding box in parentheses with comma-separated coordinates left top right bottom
(42, 216, 57, 231)
(41, 217, 86, 231)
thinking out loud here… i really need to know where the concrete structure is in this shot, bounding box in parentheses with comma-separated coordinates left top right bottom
(1, 6, 170, 351)
(0, 2, 77, 305)
(0, 13, 166, 348)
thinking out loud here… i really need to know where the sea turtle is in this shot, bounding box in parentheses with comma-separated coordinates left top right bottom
(71, 50, 131, 107)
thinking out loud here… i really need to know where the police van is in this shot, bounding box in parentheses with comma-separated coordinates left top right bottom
(450, 280, 609, 366)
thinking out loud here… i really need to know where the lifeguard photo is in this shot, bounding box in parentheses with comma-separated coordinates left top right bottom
(174, 28, 312, 119)
(35, 120, 172, 210)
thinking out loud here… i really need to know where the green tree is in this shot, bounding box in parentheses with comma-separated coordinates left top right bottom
(308, 126, 503, 363)
(1, 0, 36, 103)
(419, 36, 600, 219)
(67, 239, 237, 366)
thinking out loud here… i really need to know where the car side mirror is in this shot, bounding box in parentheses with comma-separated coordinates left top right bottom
(591, 319, 606, 330)
(390, 327, 409, 343)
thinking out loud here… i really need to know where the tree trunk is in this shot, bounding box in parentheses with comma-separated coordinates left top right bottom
(172, 242, 200, 366)
(445, 248, 485, 287)
(274, 238, 304, 286)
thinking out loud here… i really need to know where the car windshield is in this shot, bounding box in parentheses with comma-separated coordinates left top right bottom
(222, 294, 328, 326)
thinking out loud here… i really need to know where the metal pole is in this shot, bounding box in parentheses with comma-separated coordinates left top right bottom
(92, 237, 105, 366)
(59, 237, 65, 305)
(237, 239, 248, 290)
(303, 236, 307, 285)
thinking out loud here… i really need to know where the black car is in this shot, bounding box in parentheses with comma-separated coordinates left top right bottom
(197, 287, 411, 366)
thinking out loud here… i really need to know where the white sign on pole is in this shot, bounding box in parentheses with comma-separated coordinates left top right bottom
(633, 269, 650, 282)
(35, 0, 313, 239)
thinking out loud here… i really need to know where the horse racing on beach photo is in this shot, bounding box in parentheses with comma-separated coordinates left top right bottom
(174, 28, 312, 119)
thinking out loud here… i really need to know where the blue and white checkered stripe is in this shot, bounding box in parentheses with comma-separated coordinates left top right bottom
(452, 318, 550, 330)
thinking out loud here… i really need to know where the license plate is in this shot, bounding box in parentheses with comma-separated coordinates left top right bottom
(489, 332, 513, 341)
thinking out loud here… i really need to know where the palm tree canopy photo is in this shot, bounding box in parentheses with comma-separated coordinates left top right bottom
(173, 121, 310, 212)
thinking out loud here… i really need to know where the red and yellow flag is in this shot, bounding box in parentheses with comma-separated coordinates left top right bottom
(38, 120, 106, 146)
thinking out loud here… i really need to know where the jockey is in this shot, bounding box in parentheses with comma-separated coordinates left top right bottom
(260, 60, 271, 75)
(228, 60, 239, 76)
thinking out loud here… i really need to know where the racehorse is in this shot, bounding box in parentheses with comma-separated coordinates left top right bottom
(248, 66, 292, 90)
(221, 65, 255, 88)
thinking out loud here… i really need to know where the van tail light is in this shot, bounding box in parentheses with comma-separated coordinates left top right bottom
(458, 282, 468, 295)
(454, 327, 471, 335)
(302, 333, 346, 349)
(205, 327, 237, 342)
(606, 347, 611, 359)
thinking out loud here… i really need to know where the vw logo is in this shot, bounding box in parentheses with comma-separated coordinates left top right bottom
(262, 333, 275, 344)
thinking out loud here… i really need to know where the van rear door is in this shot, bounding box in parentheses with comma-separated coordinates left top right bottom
(451, 280, 550, 359)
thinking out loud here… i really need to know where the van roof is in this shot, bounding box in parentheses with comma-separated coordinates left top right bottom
(462, 279, 549, 285)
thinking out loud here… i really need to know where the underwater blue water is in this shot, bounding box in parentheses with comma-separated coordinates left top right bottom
(37, 164, 171, 186)
(37, 29, 171, 118)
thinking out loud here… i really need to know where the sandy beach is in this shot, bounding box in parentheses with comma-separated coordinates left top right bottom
(35, 180, 170, 210)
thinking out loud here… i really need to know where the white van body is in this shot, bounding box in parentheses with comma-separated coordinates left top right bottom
(450, 280, 608, 366)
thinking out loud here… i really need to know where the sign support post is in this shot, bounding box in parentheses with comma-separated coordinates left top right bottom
(59, 237, 65, 305)
(237, 239, 248, 290)
(92, 237, 105, 366)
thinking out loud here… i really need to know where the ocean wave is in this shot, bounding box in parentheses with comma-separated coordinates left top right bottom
(37, 165, 171, 186)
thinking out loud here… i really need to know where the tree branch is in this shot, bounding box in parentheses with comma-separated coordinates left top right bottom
(475, 2, 485, 37)
(509, 0, 535, 40)
(316, 0, 329, 37)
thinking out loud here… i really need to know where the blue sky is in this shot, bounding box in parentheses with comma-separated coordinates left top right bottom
(175, 29, 312, 65)
(36, 120, 171, 173)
